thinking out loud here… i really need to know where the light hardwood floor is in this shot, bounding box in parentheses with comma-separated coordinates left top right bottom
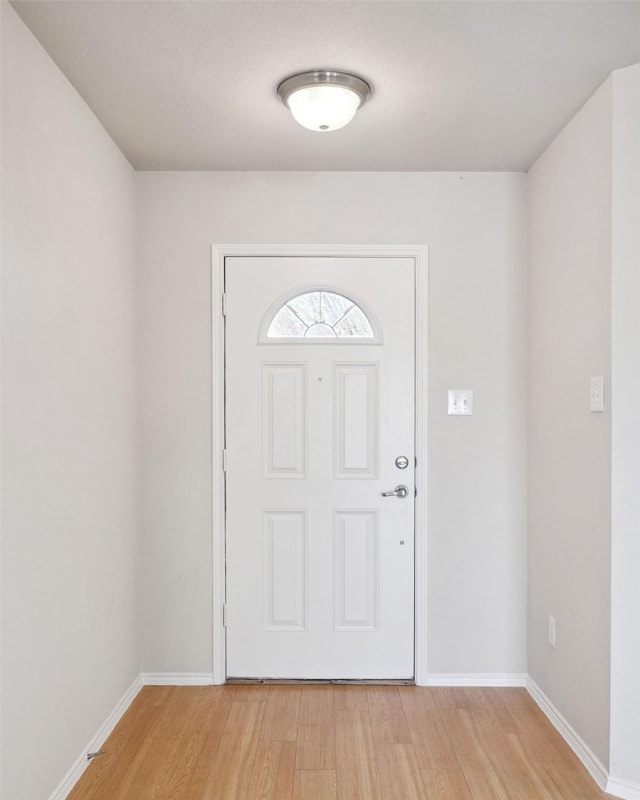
(67, 684, 614, 799)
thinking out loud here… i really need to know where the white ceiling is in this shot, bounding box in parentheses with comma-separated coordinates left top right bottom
(11, 1, 640, 172)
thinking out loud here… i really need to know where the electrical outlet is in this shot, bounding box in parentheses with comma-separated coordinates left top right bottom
(548, 615, 556, 648)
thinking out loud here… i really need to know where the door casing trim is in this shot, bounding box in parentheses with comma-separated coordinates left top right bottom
(211, 244, 429, 685)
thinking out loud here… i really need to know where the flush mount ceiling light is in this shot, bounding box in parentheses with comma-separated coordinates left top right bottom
(277, 70, 371, 132)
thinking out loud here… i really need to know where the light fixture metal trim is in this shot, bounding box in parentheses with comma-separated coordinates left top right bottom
(277, 70, 372, 108)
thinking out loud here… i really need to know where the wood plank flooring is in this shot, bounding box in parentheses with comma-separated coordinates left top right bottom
(67, 685, 614, 800)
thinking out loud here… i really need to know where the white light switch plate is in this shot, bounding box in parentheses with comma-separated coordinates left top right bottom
(448, 389, 473, 415)
(590, 376, 604, 413)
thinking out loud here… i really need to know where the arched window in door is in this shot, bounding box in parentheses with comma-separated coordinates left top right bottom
(262, 289, 380, 342)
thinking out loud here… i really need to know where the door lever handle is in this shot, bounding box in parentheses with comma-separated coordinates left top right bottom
(381, 485, 409, 498)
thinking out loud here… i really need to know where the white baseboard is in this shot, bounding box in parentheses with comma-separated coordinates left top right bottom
(426, 672, 527, 687)
(605, 777, 640, 800)
(141, 672, 214, 686)
(47, 674, 143, 800)
(526, 676, 608, 791)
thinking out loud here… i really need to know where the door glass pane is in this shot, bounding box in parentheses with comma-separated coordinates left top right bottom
(319, 292, 354, 325)
(287, 293, 322, 326)
(333, 306, 374, 338)
(268, 304, 307, 337)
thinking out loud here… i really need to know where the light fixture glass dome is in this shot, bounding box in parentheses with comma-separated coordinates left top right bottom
(277, 71, 371, 133)
(287, 85, 361, 132)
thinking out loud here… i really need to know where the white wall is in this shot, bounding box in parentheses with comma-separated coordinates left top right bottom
(137, 171, 528, 678)
(527, 80, 613, 766)
(609, 63, 640, 791)
(1, 6, 139, 798)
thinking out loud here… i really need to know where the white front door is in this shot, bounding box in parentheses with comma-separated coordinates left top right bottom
(225, 256, 415, 679)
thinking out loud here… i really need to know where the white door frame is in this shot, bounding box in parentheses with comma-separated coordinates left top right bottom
(211, 244, 428, 685)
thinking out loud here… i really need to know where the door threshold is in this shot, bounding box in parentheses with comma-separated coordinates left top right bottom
(227, 678, 415, 686)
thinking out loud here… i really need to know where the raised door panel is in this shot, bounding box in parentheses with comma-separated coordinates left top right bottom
(263, 363, 307, 478)
(262, 510, 307, 631)
(333, 510, 379, 631)
(334, 363, 379, 479)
